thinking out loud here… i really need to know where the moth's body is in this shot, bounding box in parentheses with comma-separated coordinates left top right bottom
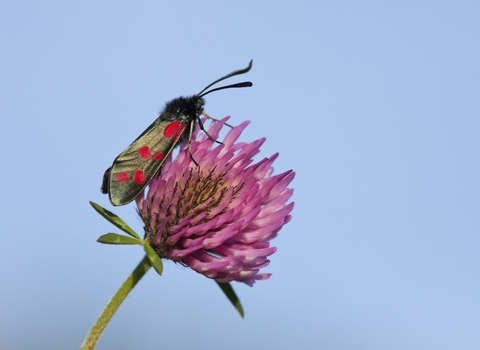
(101, 61, 252, 206)
(101, 96, 205, 206)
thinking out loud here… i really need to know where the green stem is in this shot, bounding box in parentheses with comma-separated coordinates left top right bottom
(81, 255, 151, 350)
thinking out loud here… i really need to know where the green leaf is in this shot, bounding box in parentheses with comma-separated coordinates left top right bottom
(144, 243, 163, 275)
(97, 233, 143, 245)
(90, 201, 140, 239)
(216, 281, 244, 318)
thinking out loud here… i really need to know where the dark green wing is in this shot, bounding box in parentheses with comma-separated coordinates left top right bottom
(107, 118, 187, 206)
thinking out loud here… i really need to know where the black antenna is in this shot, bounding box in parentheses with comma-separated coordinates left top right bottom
(199, 81, 252, 98)
(197, 60, 253, 97)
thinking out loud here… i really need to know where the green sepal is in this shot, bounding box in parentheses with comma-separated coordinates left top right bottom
(216, 281, 244, 318)
(97, 233, 143, 245)
(90, 201, 140, 239)
(143, 243, 163, 275)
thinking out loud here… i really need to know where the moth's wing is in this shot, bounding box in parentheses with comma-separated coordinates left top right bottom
(107, 118, 187, 206)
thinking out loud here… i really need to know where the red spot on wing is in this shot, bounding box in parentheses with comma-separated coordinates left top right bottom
(133, 170, 146, 185)
(154, 152, 164, 161)
(174, 123, 187, 142)
(164, 121, 182, 138)
(138, 146, 152, 159)
(115, 172, 129, 183)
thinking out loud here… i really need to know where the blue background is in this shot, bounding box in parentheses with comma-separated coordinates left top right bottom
(1, 2, 479, 349)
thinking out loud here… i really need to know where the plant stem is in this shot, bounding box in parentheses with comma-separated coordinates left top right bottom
(81, 255, 151, 350)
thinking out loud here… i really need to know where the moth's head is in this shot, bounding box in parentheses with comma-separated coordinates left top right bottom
(195, 96, 205, 116)
(163, 96, 205, 120)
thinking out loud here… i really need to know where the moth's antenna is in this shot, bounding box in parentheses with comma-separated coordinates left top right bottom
(199, 81, 252, 98)
(197, 60, 253, 96)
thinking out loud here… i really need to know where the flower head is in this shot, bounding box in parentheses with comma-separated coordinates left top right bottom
(136, 118, 295, 286)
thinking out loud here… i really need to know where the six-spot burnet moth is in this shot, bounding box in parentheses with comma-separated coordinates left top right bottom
(101, 60, 253, 206)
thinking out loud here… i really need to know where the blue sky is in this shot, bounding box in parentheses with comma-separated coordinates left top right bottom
(1, 1, 479, 349)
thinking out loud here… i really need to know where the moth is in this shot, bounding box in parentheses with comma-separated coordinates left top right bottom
(101, 61, 253, 206)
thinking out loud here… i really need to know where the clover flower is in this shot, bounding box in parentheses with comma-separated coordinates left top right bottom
(136, 118, 295, 286)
